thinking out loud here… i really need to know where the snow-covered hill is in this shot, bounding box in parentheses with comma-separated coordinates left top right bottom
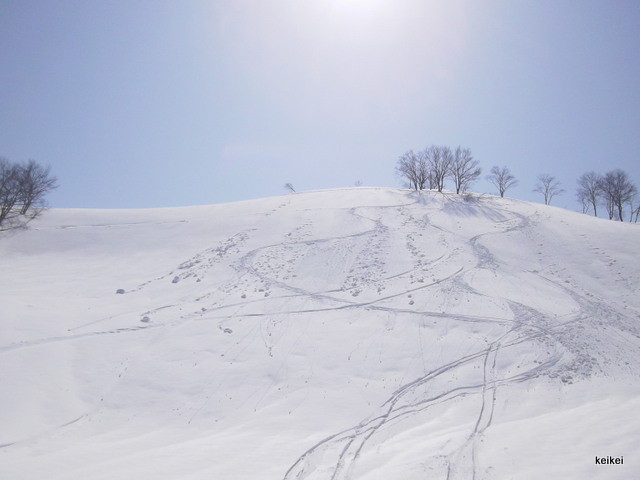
(1, 188, 639, 480)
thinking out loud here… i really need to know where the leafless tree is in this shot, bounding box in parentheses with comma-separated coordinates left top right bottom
(17, 159, 58, 214)
(598, 169, 637, 222)
(396, 151, 418, 190)
(598, 176, 616, 220)
(576, 189, 589, 214)
(425, 145, 452, 192)
(628, 197, 638, 223)
(486, 166, 517, 198)
(620, 176, 638, 222)
(0, 158, 22, 226)
(415, 150, 429, 190)
(576, 171, 601, 216)
(450, 147, 481, 194)
(534, 174, 564, 205)
(396, 150, 428, 190)
(0, 158, 57, 228)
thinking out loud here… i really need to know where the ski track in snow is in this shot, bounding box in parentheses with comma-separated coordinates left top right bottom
(272, 195, 635, 480)
(1, 190, 638, 479)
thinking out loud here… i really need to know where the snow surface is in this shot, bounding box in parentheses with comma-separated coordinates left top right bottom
(1, 187, 639, 479)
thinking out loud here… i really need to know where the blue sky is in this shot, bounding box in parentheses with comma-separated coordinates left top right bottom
(1, 0, 639, 210)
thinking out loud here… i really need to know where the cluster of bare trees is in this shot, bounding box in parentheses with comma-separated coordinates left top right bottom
(396, 146, 481, 194)
(396, 149, 638, 221)
(0, 158, 58, 228)
(576, 169, 638, 222)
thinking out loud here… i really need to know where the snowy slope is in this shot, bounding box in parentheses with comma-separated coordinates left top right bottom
(1, 188, 639, 480)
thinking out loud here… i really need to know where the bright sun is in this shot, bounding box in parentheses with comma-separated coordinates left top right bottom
(325, 0, 389, 16)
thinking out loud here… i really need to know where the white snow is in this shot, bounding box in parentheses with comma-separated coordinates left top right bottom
(1, 187, 639, 479)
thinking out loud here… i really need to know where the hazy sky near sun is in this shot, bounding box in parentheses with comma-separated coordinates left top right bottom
(1, 0, 639, 210)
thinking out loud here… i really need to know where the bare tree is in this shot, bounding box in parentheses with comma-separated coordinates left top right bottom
(396, 151, 418, 190)
(0, 158, 57, 228)
(425, 145, 452, 192)
(576, 188, 589, 214)
(620, 176, 638, 222)
(450, 147, 481, 194)
(415, 150, 429, 190)
(396, 150, 428, 190)
(576, 171, 601, 216)
(534, 174, 564, 205)
(598, 174, 616, 220)
(627, 185, 638, 222)
(598, 169, 637, 221)
(17, 159, 58, 215)
(629, 197, 638, 223)
(0, 158, 21, 226)
(486, 166, 517, 198)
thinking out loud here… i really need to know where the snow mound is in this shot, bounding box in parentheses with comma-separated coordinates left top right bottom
(1, 188, 639, 479)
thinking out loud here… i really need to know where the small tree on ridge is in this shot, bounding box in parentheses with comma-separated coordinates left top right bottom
(576, 171, 601, 216)
(396, 150, 428, 190)
(486, 166, 517, 198)
(534, 174, 564, 205)
(425, 145, 452, 193)
(0, 158, 57, 228)
(450, 147, 481, 194)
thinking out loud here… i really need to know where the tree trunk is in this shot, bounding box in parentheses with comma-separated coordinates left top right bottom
(617, 202, 624, 221)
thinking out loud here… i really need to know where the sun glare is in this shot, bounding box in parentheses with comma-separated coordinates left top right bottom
(325, 0, 389, 17)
